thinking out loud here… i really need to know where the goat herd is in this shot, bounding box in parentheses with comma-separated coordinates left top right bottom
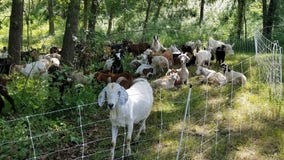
(0, 35, 247, 159)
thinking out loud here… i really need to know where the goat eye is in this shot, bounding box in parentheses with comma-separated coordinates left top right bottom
(118, 91, 121, 96)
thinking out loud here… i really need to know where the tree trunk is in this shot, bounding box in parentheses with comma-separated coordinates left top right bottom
(236, 0, 245, 39)
(141, 0, 152, 42)
(83, 0, 89, 31)
(8, 0, 24, 64)
(265, 0, 279, 39)
(199, 0, 205, 26)
(61, 0, 81, 66)
(153, 0, 162, 23)
(106, 13, 113, 36)
(262, 0, 268, 36)
(87, 0, 99, 40)
(48, 0, 55, 35)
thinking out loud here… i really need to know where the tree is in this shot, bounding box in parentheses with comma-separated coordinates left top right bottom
(8, 0, 24, 64)
(141, 0, 152, 42)
(199, 0, 205, 25)
(262, 0, 279, 39)
(83, 0, 89, 31)
(61, 0, 81, 66)
(152, 0, 163, 23)
(104, 0, 122, 36)
(48, 0, 54, 35)
(87, 0, 99, 40)
(235, 0, 246, 39)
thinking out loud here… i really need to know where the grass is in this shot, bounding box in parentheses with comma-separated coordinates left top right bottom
(0, 52, 283, 159)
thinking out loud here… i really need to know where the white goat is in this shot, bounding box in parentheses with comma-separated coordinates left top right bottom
(98, 78, 153, 160)
(220, 63, 247, 85)
(195, 49, 212, 67)
(151, 35, 166, 53)
(13, 56, 60, 78)
(196, 66, 227, 86)
(169, 45, 182, 55)
(208, 37, 234, 55)
(151, 56, 169, 74)
(176, 53, 190, 84)
(13, 61, 48, 77)
(152, 72, 180, 89)
(185, 39, 202, 52)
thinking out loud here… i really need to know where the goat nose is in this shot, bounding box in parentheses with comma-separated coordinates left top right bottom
(108, 103, 114, 109)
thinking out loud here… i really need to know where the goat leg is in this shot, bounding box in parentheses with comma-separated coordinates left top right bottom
(127, 122, 134, 156)
(111, 125, 118, 160)
(134, 119, 146, 141)
(0, 90, 16, 113)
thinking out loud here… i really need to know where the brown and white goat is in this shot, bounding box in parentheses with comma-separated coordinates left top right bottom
(152, 72, 180, 90)
(95, 71, 134, 89)
(144, 49, 174, 67)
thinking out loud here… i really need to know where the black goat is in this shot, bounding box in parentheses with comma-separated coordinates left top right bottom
(215, 45, 226, 65)
(21, 48, 38, 62)
(48, 65, 73, 100)
(0, 77, 16, 114)
(180, 45, 196, 66)
(111, 50, 123, 74)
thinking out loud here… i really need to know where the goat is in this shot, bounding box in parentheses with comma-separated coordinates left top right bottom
(70, 71, 94, 86)
(184, 40, 202, 53)
(111, 50, 123, 74)
(176, 53, 190, 84)
(13, 56, 60, 78)
(196, 66, 227, 86)
(168, 45, 183, 66)
(123, 40, 150, 57)
(208, 37, 234, 55)
(165, 69, 183, 87)
(50, 46, 61, 54)
(21, 48, 39, 62)
(98, 78, 153, 160)
(47, 65, 73, 99)
(135, 64, 154, 78)
(151, 56, 169, 75)
(130, 58, 142, 69)
(220, 63, 247, 85)
(0, 76, 16, 113)
(215, 45, 226, 65)
(144, 49, 173, 67)
(40, 53, 62, 60)
(94, 71, 134, 89)
(151, 35, 166, 53)
(152, 71, 180, 90)
(13, 61, 48, 77)
(195, 49, 213, 67)
(0, 46, 8, 59)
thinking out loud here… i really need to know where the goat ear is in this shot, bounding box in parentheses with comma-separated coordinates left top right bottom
(98, 87, 106, 107)
(118, 87, 128, 105)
